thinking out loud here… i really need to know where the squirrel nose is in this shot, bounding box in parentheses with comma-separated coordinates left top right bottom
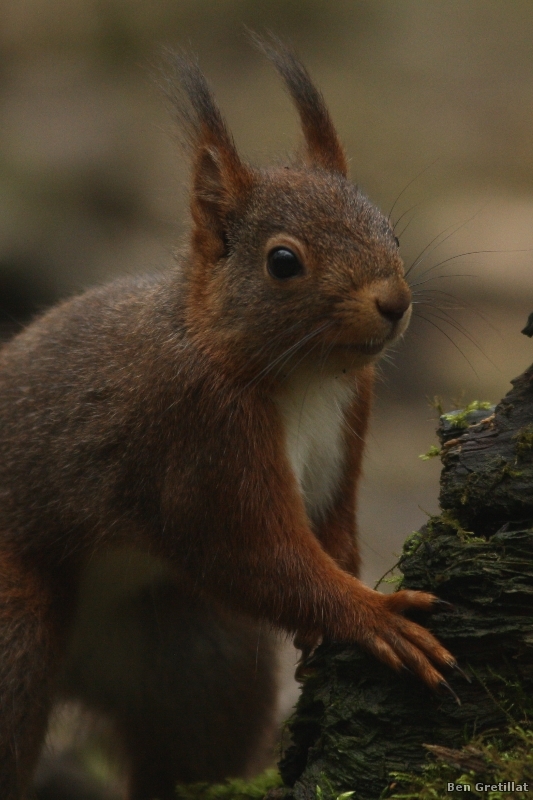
(375, 288, 411, 324)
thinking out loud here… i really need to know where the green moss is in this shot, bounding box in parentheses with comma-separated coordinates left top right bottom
(401, 529, 426, 556)
(174, 769, 283, 800)
(316, 780, 356, 800)
(419, 445, 441, 461)
(441, 401, 493, 430)
(389, 726, 533, 799)
(380, 573, 403, 587)
(513, 424, 533, 459)
(374, 562, 404, 590)
(420, 401, 496, 467)
(425, 511, 481, 542)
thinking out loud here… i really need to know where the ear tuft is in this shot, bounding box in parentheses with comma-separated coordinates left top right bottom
(158, 50, 254, 260)
(251, 32, 348, 177)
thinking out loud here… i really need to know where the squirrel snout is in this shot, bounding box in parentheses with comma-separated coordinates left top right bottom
(374, 286, 412, 324)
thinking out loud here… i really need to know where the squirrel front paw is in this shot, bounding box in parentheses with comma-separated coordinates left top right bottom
(357, 589, 460, 699)
(295, 588, 460, 698)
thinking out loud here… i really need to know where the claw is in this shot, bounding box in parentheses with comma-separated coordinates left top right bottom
(295, 662, 317, 681)
(439, 680, 461, 705)
(449, 662, 472, 684)
(295, 650, 318, 682)
(432, 598, 455, 612)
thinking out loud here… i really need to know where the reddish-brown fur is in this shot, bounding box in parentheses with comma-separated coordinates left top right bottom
(0, 36, 454, 799)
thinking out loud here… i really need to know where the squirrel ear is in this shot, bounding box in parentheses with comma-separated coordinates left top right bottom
(160, 51, 253, 260)
(254, 31, 348, 176)
(252, 33, 348, 177)
(190, 142, 252, 260)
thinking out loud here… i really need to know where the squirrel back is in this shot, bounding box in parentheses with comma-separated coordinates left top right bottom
(0, 36, 455, 800)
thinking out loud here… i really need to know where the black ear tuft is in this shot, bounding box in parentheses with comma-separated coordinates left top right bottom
(250, 32, 348, 176)
(159, 50, 235, 156)
(158, 50, 254, 262)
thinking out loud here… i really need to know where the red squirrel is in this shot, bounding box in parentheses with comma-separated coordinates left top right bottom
(0, 35, 456, 799)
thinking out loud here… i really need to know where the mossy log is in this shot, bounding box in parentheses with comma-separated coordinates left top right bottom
(278, 359, 533, 800)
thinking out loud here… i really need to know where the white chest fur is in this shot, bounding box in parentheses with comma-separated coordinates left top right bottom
(274, 368, 356, 525)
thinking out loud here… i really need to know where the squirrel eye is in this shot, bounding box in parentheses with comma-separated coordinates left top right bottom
(267, 247, 303, 280)
(394, 236, 400, 247)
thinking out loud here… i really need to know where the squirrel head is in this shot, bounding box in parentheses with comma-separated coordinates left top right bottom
(163, 36, 411, 381)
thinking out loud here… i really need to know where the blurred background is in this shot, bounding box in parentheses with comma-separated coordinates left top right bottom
(2, 0, 533, 790)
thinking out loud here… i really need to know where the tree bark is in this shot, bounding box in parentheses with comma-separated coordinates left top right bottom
(278, 358, 533, 800)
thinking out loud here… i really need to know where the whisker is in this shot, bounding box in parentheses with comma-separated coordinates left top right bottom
(412, 296, 460, 311)
(318, 330, 343, 378)
(413, 288, 461, 307)
(411, 247, 533, 283)
(380, 346, 399, 365)
(239, 321, 334, 394)
(392, 198, 427, 234)
(405, 205, 488, 278)
(427, 305, 484, 343)
(404, 220, 470, 279)
(387, 158, 439, 223)
(277, 329, 332, 386)
(395, 213, 417, 242)
(248, 318, 313, 364)
(267, 325, 333, 381)
(414, 312, 480, 378)
(409, 273, 478, 289)
(416, 304, 498, 369)
(414, 288, 504, 339)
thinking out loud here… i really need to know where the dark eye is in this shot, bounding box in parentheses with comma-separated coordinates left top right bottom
(267, 247, 304, 280)
(394, 236, 400, 248)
